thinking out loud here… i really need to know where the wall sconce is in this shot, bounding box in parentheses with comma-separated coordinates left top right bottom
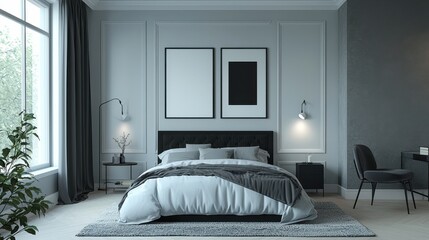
(98, 98, 126, 190)
(298, 100, 307, 120)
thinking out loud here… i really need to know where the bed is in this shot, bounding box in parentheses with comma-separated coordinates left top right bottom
(118, 131, 317, 224)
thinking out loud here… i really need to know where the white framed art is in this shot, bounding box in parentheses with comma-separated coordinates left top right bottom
(221, 48, 267, 119)
(165, 48, 215, 119)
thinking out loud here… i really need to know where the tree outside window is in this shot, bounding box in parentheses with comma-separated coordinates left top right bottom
(0, 0, 50, 170)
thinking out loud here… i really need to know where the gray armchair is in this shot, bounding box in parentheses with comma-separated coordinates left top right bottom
(353, 144, 416, 214)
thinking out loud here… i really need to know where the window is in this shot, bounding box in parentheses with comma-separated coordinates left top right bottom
(0, 0, 51, 170)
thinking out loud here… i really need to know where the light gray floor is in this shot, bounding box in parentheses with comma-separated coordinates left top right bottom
(16, 191, 429, 240)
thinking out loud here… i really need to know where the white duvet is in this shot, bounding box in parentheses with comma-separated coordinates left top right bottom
(118, 159, 317, 224)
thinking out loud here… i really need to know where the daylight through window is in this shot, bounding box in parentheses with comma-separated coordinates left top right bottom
(0, 0, 51, 170)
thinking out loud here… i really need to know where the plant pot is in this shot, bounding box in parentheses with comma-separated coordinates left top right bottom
(120, 153, 125, 164)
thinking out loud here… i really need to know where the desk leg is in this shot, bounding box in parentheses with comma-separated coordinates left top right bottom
(105, 165, 107, 194)
(130, 166, 133, 180)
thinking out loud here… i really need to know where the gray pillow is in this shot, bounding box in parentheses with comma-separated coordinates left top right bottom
(222, 146, 269, 163)
(186, 144, 212, 151)
(163, 151, 199, 164)
(257, 149, 270, 163)
(199, 148, 233, 160)
(234, 146, 259, 161)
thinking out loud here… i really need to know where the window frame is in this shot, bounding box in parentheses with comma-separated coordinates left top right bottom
(0, 0, 52, 171)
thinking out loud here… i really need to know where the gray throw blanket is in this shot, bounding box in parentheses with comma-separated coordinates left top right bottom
(118, 163, 302, 210)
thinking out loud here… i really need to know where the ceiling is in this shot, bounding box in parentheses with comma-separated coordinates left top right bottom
(82, 0, 346, 11)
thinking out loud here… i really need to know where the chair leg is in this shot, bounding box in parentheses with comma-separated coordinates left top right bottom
(353, 180, 364, 209)
(370, 182, 377, 206)
(401, 181, 410, 214)
(408, 181, 416, 209)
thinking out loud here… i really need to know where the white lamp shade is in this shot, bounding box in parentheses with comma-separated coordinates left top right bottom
(298, 112, 307, 120)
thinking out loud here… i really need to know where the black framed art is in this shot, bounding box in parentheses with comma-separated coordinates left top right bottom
(221, 48, 267, 118)
(165, 48, 215, 119)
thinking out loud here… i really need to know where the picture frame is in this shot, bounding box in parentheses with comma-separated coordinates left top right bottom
(165, 48, 215, 119)
(221, 48, 267, 119)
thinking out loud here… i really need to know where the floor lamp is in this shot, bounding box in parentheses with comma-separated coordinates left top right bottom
(98, 98, 124, 190)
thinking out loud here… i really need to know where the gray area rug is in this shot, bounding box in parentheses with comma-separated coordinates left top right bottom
(77, 202, 375, 237)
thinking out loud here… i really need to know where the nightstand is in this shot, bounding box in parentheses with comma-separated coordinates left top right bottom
(296, 162, 324, 196)
(103, 162, 137, 194)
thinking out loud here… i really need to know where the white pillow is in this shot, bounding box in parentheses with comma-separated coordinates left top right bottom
(186, 144, 212, 151)
(199, 148, 233, 160)
(163, 151, 199, 164)
(158, 148, 187, 161)
(159, 148, 199, 164)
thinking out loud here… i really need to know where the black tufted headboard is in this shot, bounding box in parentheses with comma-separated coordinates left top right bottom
(157, 131, 274, 164)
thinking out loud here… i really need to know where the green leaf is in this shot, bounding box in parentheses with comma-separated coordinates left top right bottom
(23, 113, 35, 121)
(8, 135, 16, 143)
(11, 225, 19, 234)
(19, 215, 28, 226)
(29, 187, 42, 194)
(17, 191, 26, 200)
(11, 178, 17, 185)
(3, 224, 12, 231)
(24, 226, 37, 235)
(25, 189, 33, 198)
(2, 148, 10, 157)
(0, 218, 7, 225)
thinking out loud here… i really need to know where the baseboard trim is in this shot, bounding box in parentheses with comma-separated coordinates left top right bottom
(324, 184, 338, 193)
(45, 192, 58, 208)
(338, 185, 428, 200)
(306, 184, 428, 200)
(304, 184, 338, 194)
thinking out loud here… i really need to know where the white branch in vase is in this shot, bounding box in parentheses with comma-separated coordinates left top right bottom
(113, 132, 132, 154)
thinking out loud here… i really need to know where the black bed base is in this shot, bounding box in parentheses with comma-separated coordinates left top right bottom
(154, 214, 281, 222)
(155, 131, 277, 222)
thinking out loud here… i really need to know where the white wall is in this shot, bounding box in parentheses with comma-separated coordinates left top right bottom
(87, 10, 339, 186)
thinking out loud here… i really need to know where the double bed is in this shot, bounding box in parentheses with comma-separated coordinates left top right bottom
(118, 131, 317, 224)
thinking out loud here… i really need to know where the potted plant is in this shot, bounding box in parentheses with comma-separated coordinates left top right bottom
(113, 132, 131, 164)
(0, 112, 50, 240)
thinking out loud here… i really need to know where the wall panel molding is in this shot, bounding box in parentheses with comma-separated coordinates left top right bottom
(101, 21, 148, 154)
(83, 0, 346, 11)
(277, 21, 326, 153)
(155, 20, 274, 137)
(155, 21, 272, 26)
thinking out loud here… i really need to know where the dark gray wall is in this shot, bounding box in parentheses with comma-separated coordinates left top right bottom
(347, 0, 429, 188)
(338, 2, 347, 187)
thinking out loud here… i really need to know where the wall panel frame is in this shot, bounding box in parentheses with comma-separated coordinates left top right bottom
(100, 21, 148, 154)
(277, 21, 326, 153)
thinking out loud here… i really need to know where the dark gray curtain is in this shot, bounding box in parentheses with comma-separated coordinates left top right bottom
(58, 0, 94, 204)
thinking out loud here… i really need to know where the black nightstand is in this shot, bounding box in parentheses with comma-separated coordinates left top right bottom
(296, 162, 324, 196)
(103, 162, 137, 194)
